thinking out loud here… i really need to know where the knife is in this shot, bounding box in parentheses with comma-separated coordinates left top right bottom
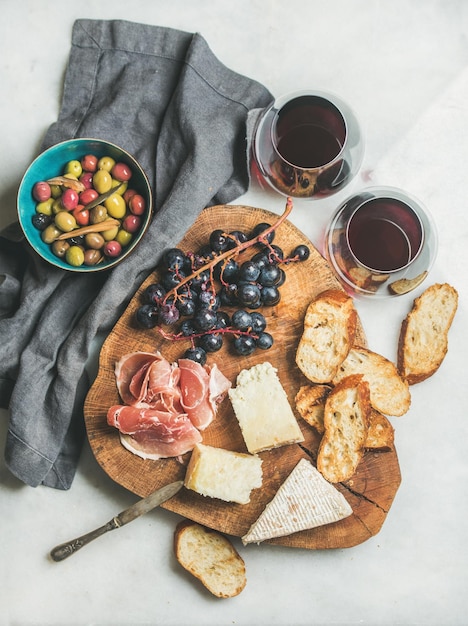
(50, 480, 184, 562)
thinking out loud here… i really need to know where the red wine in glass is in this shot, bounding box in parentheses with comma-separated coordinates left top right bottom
(324, 187, 437, 298)
(347, 198, 423, 272)
(275, 98, 345, 168)
(252, 90, 363, 199)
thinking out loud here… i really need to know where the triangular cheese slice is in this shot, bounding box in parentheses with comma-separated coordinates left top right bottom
(242, 458, 353, 544)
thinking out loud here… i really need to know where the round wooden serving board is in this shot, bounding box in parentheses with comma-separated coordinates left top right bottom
(84, 205, 401, 550)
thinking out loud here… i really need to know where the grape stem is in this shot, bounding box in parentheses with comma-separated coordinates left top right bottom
(163, 196, 294, 303)
(156, 326, 259, 343)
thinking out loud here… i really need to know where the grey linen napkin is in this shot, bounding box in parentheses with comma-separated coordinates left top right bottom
(0, 19, 273, 489)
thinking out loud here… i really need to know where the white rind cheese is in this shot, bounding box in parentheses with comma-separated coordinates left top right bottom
(184, 443, 263, 505)
(228, 362, 304, 454)
(242, 458, 353, 544)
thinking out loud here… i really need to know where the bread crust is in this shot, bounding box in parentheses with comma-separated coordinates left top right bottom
(332, 346, 411, 417)
(365, 409, 394, 451)
(295, 382, 394, 452)
(295, 289, 357, 383)
(398, 283, 458, 384)
(174, 520, 246, 598)
(317, 374, 371, 483)
(294, 384, 332, 434)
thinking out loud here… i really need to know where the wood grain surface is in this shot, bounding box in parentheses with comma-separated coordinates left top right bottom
(84, 205, 401, 550)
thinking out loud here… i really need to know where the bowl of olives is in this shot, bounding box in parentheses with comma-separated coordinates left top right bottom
(17, 138, 153, 272)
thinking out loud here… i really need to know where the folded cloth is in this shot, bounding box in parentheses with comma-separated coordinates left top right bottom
(0, 19, 273, 489)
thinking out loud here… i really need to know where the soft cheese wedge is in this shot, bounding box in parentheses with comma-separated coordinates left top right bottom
(184, 443, 263, 505)
(242, 458, 352, 544)
(228, 362, 304, 454)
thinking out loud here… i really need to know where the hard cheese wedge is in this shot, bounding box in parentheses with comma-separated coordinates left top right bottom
(242, 458, 353, 544)
(184, 443, 263, 505)
(228, 362, 304, 454)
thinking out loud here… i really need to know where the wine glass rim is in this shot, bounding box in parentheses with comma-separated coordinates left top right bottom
(345, 193, 426, 274)
(269, 92, 348, 170)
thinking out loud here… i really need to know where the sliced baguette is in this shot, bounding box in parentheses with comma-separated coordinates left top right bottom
(332, 346, 411, 417)
(365, 408, 394, 451)
(317, 374, 371, 483)
(296, 383, 394, 451)
(398, 283, 458, 384)
(174, 520, 246, 598)
(295, 289, 357, 383)
(294, 384, 332, 434)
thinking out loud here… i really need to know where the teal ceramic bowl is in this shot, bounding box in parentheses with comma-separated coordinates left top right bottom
(17, 138, 153, 272)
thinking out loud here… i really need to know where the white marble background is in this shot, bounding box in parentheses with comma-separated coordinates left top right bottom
(1, 1, 467, 625)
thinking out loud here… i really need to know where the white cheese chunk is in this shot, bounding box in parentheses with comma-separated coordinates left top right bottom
(184, 443, 263, 505)
(228, 362, 304, 454)
(242, 458, 353, 544)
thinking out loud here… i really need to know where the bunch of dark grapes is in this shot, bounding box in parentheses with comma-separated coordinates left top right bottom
(135, 221, 310, 364)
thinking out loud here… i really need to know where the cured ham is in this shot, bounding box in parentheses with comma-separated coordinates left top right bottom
(107, 351, 231, 460)
(114, 351, 176, 407)
(178, 359, 232, 430)
(107, 405, 202, 460)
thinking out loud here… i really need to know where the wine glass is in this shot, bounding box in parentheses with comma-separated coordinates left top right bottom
(323, 186, 438, 298)
(251, 89, 364, 200)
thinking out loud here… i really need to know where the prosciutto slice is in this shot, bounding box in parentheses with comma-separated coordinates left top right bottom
(107, 404, 202, 460)
(108, 351, 231, 460)
(115, 351, 171, 406)
(178, 359, 232, 430)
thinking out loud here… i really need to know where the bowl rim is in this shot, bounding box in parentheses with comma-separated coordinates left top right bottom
(17, 137, 153, 273)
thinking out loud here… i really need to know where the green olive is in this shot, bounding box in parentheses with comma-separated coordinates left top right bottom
(83, 249, 103, 266)
(64, 160, 83, 178)
(51, 240, 70, 258)
(104, 193, 126, 219)
(116, 229, 132, 247)
(36, 198, 54, 216)
(101, 226, 119, 241)
(93, 169, 112, 194)
(55, 211, 77, 232)
(90, 204, 108, 224)
(112, 179, 127, 195)
(50, 184, 62, 199)
(97, 156, 116, 172)
(52, 198, 63, 215)
(41, 224, 62, 244)
(66, 245, 85, 267)
(84, 233, 105, 249)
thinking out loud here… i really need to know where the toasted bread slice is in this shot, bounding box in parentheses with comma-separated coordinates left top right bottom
(297, 384, 394, 451)
(294, 384, 332, 434)
(365, 408, 394, 451)
(174, 520, 246, 598)
(295, 289, 357, 383)
(332, 347, 411, 417)
(317, 374, 371, 483)
(398, 283, 458, 384)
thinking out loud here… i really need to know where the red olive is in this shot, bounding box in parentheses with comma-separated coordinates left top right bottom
(79, 171, 94, 189)
(79, 188, 99, 206)
(33, 181, 51, 202)
(81, 154, 98, 172)
(129, 194, 146, 216)
(123, 188, 137, 203)
(111, 162, 133, 182)
(122, 214, 142, 233)
(61, 188, 79, 211)
(103, 240, 122, 258)
(73, 206, 90, 226)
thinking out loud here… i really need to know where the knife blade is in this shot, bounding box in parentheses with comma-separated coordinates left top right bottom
(50, 480, 184, 562)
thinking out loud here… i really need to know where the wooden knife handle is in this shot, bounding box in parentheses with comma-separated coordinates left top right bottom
(50, 518, 120, 562)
